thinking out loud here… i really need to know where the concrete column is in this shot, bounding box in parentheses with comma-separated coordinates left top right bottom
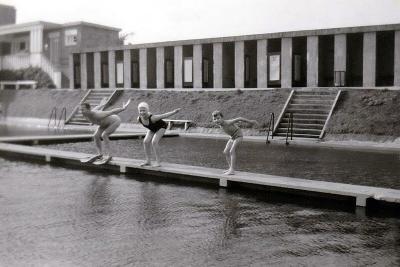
(193, 44, 203, 88)
(80, 53, 87, 90)
(257, 39, 268, 88)
(29, 25, 44, 67)
(281, 37, 292, 88)
(174, 46, 183, 88)
(139, 48, 147, 89)
(156, 47, 165, 89)
(68, 54, 74, 89)
(235, 41, 245, 88)
(94, 52, 101, 88)
(334, 34, 346, 72)
(307, 36, 319, 87)
(363, 32, 376, 87)
(123, 50, 131, 88)
(213, 43, 223, 88)
(395, 31, 400, 86)
(108, 50, 116, 88)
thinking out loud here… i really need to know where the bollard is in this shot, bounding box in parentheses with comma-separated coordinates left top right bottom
(219, 178, 227, 187)
(120, 165, 126, 173)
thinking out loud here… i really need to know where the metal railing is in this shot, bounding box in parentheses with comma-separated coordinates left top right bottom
(48, 107, 67, 130)
(285, 112, 294, 145)
(266, 112, 275, 144)
(48, 107, 57, 128)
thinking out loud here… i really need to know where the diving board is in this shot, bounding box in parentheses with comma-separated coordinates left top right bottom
(0, 142, 399, 207)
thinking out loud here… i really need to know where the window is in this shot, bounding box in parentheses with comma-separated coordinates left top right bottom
(19, 41, 26, 51)
(65, 29, 78, 46)
(183, 57, 193, 84)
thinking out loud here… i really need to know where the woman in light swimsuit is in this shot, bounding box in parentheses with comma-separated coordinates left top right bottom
(212, 110, 258, 175)
(137, 102, 181, 167)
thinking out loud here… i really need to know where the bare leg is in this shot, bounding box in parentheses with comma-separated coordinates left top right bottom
(151, 128, 166, 167)
(223, 139, 233, 173)
(93, 127, 104, 156)
(225, 137, 243, 175)
(141, 130, 154, 166)
(101, 118, 121, 157)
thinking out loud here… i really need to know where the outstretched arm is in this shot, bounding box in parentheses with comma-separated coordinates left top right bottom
(92, 97, 109, 111)
(93, 99, 131, 120)
(151, 108, 181, 122)
(228, 117, 258, 126)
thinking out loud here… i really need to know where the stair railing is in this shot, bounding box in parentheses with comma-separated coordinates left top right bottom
(319, 90, 342, 139)
(65, 89, 92, 124)
(48, 107, 57, 128)
(273, 89, 295, 134)
(266, 112, 275, 144)
(57, 107, 67, 130)
(285, 112, 294, 145)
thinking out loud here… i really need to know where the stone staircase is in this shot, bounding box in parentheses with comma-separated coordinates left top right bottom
(66, 89, 120, 125)
(273, 89, 341, 139)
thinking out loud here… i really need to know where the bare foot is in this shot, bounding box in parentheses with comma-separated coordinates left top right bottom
(140, 161, 152, 167)
(153, 162, 162, 167)
(222, 169, 230, 174)
(224, 169, 235, 175)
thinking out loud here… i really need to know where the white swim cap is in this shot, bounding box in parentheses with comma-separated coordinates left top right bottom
(138, 102, 149, 111)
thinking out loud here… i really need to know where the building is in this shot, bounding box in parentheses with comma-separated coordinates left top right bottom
(0, 4, 121, 88)
(71, 23, 400, 89)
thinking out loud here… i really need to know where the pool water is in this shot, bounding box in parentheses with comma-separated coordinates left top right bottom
(0, 158, 399, 266)
(43, 137, 400, 189)
(0, 124, 91, 137)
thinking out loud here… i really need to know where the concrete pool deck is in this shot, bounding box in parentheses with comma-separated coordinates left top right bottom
(0, 142, 399, 208)
(0, 132, 178, 144)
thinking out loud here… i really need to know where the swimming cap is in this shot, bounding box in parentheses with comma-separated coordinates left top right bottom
(138, 102, 149, 111)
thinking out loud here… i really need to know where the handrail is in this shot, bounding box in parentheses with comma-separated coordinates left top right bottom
(319, 90, 342, 139)
(48, 107, 57, 128)
(273, 89, 295, 134)
(285, 112, 293, 145)
(65, 89, 92, 123)
(265, 112, 275, 144)
(57, 107, 67, 129)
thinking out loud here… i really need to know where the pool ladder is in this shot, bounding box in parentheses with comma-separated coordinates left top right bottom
(266, 112, 275, 144)
(48, 107, 67, 130)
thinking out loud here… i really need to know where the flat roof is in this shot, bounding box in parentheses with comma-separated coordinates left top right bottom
(0, 20, 120, 35)
(76, 23, 400, 53)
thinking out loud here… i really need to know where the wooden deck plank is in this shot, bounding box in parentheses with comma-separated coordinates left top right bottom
(0, 143, 399, 207)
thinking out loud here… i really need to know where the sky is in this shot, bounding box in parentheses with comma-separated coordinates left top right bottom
(1, 0, 400, 44)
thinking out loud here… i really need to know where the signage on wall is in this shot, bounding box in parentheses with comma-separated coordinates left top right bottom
(269, 54, 280, 82)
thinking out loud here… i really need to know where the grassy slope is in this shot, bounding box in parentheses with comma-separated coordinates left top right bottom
(327, 89, 400, 137)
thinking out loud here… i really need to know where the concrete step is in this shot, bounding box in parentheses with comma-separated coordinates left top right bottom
(294, 91, 338, 96)
(274, 132, 320, 139)
(280, 123, 324, 130)
(281, 118, 326, 124)
(291, 99, 334, 105)
(276, 127, 322, 135)
(283, 113, 328, 120)
(286, 109, 330, 114)
(288, 104, 332, 110)
(293, 94, 336, 100)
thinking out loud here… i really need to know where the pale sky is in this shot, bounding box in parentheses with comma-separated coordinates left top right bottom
(1, 0, 400, 44)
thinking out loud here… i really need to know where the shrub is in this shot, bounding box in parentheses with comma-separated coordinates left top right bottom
(0, 67, 55, 89)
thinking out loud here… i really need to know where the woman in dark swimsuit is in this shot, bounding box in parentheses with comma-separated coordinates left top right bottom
(137, 102, 181, 167)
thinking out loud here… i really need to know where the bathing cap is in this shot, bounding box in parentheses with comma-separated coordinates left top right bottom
(138, 102, 149, 111)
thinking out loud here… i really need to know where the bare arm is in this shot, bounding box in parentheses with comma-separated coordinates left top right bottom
(151, 108, 181, 122)
(92, 99, 131, 120)
(92, 97, 109, 111)
(227, 117, 258, 126)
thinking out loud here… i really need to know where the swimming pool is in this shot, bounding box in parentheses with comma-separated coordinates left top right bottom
(42, 137, 400, 189)
(0, 124, 91, 137)
(0, 157, 399, 266)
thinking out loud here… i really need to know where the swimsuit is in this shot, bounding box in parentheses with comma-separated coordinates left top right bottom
(221, 122, 243, 140)
(138, 114, 167, 133)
